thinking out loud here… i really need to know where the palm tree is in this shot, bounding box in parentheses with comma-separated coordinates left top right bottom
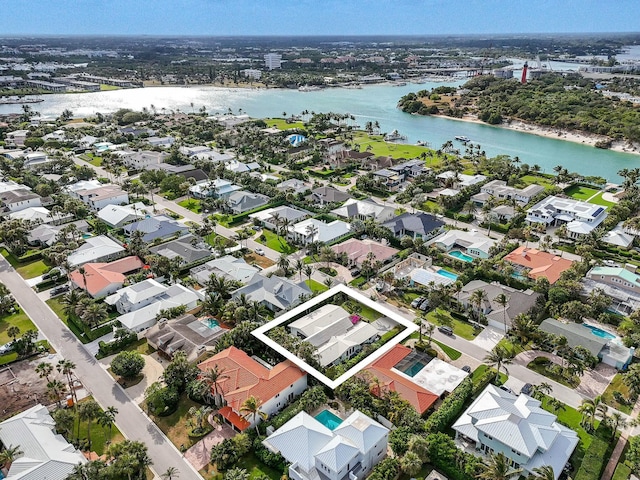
(529, 466, 555, 480)
(46, 379, 66, 407)
(530, 382, 552, 400)
(78, 399, 102, 449)
(484, 346, 513, 383)
(188, 405, 213, 434)
(224, 467, 250, 480)
(35, 361, 54, 382)
(239, 395, 267, 436)
(623, 364, 640, 399)
(75, 300, 108, 329)
(608, 412, 627, 438)
(400, 451, 422, 477)
(477, 452, 522, 480)
(60, 290, 82, 318)
(200, 366, 228, 406)
(469, 289, 488, 321)
(57, 359, 78, 403)
(277, 254, 290, 275)
(98, 406, 118, 444)
(161, 467, 180, 480)
(493, 293, 510, 332)
(6, 325, 20, 342)
(304, 265, 314, 282)
(578, 399, 595, 428)
(294, 259, 304, 280)
(0, 444, 23, 470)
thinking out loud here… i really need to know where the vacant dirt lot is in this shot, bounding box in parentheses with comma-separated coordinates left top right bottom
(0, 354, 63, 421)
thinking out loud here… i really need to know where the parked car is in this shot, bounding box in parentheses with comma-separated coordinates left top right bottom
(255, 248, 265, 256)
(50, 284, 70, 296)
(438, 325, 453, 336)
(520, 383, 533, 395)
(499, 385, 514, 394)
(350, 268, 361, 277)
(411, 297, 424, 308)
(418, 300, 430, 311)
(461, 365, 472, 373)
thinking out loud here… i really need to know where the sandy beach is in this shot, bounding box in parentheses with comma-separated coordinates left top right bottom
(434, 113, 640, 156)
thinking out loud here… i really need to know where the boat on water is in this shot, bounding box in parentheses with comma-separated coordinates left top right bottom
(455, 135, 471, 143)
(0, 96, 44, 104)
(393, 82, 407, 86)
(416, 140, 425, 146)
(298, 85, 321, 92)
(384, 129, 408, 142)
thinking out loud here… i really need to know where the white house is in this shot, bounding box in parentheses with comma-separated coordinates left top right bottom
(525, 195, 608, 238)
(105, 278, 169, 314)
(5, 130, 29, 147)
(249, 205, 308, 231)
(288, 304, 379, 367)
(231, 274, 311, 312)
(146, 136, 175, 148)
(67, 235, 126, 267)
(472, 180, 545, 206)
(190, 255, 259, 286)
(0, 188, 42, 213)
(264, 53, 283, 70)
(437, 170, 486, 188)
(121, 150, 168, 169)
(433, 229, 497, 259)
(23, 152, 53, 169)
(331, 198, 395, 224)
(97, 202, 151, 228)
(0, 404, 87, 480)
(66, 180, 129, 211)
(289, 218, 351, 245)
(276, 178, 311, 194)
(189, 179, 242, 199)
(453, 385, 578, 480)
(264, 410, 389, 480)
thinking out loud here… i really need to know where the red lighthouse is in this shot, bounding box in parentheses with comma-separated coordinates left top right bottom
(521, 62, 528, 84)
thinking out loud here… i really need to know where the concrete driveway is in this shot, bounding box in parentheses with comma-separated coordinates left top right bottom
(471, 326, 504, 351)
(184, 422, 236, 471)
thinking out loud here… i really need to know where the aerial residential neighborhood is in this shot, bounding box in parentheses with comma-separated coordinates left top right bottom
(1, 22, 640, 480)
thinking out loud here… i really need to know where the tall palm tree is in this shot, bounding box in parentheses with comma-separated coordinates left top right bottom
(304, 265, 314, 282)
(60, 290, 82, 318)
(98, 406, 118, 444)
(78, 399, 102, 449)
(46, 379, 66, 407)
(469, 289, 488, 321)
(477, 452, 522, 480)
(188, 405, 213, 433)
(239, 395, 268, 436)
(200, 366, 228, 406)
(75, 300, 108, 329)
(578, 399, 595, 428)
(493, 293, 510, 332)
(35, 361, 54, 382)
(57, 359, 78, 403)
(484, 346, 513, 383)
(294, 259, 304, 280)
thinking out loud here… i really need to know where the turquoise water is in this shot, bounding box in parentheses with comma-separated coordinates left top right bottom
(3, 82, 640, 182)
(401, 360, 427, 377)
(315, 409, 343, 430)
(448, 250, 474, 263)
(202, 317, 220, 329)
(583, 323, 616, 340)
(437, 269, 459, 280)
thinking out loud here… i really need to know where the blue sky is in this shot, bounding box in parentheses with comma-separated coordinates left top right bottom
(6, 0, 640, 36)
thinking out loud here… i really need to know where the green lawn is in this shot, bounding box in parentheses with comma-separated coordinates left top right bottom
(0, 310, 37, 344)
(355, 304, 382, 321)
(257, 230, 297, 254)
(73, 398, 125, 455)
(519, 174, 557, 191)
(613, 463, 632, 480)
(432, 339, 462, 360)
(602, 373, 634, 414)
(0, 248, 51, 279)
(264, 118, 306, 130)
(148, 394, 202, 450)
(177, 198, 202, 213)
(471, 364, 507, 385)
(349, 276, 367, 288)
(496, 337, 527, 355)
(82, 153, 103, 167)
(305, 279, 329, 293)
(236, 452, 282, 480)
(588, 191, 616, 207)
(352, 132, 439, 162)
(46, 297, 90, 344)
(100, 84, 120, 91)
(565, 185, 599, 201)
(426, 308, 478, 340)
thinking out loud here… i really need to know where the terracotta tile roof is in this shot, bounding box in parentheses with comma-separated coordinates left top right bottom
(504, 246, 573, 284)
(363, 344, 438, 414)
(218, 406, 251, 431)
(69, 256, 144, 297)
(198, 346, 306, 412)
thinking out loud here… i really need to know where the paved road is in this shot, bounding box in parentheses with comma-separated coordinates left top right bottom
(0, 257, 202, 480)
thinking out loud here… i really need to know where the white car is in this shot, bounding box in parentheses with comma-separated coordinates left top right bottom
(255, 248, 265, 256)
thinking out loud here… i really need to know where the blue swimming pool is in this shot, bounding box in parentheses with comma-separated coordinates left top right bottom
(437, 269, 459, 280)
(315, 409, 343, 430)
(401, 360, 427, 377)
(448, 250, 474, 262)
(202, 317, 220, 329)
(582, 323, 616, 340)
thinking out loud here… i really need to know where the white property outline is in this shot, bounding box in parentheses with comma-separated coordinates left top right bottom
(251, 284, 418, 389)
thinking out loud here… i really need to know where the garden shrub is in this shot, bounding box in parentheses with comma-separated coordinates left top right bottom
(575, 425, 615, 480)
(425, 377, 473, 432)
(146, 385, 180, 417)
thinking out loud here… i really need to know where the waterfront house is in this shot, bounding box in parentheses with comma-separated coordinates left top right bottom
(504, 246, 573, 284)
(0, 404, 87, 480)
(453, 385, 578, 480)
(198, 346, 307, 431)
(263, 410, 388, 480)
(525, 195, 608, 238)
(231, 274, 311, 312)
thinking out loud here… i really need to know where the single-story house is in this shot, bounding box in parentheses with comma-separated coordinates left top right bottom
(123, 215, 189, 242)
(149, 234, 213, 266)
(306, 186, 352, 206)
(96, 202, 150, 228)
(68, 235, 126, 267)
(382, 212, 445, 240)
(433, 229, 497, 259)
(190, 255, 259, 286)
(289, 218, 351, 245)
(603, 222, 635, 249)
(276, 178, 311, 194)
(9, 206, 71, 225)
(249, 205, 308, 230)
(70, 256, 145, 298)
(27, 220, 89, 247)
(331, 198, 396, 224)
(504, 246, 574, 285)
(226, 191, 270, 214)
(231, 274, 311, 312)
(331, 238, 398, 267)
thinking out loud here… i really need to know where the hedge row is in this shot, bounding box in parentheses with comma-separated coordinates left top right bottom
(227, 200, 285, 226)
(472, 368, 498, 395)
(425, 377, 473, 432)
(97, 331, 138, 358)
(575, 425, 615, 480)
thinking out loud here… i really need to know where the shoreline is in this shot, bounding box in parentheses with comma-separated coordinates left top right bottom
(432, 113, 640, 157)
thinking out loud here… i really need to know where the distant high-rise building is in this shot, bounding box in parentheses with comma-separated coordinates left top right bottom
(264, 53, 282, 70)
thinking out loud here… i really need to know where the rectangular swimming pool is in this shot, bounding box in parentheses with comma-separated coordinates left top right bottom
(315, 409, 343, 430)
(448, 250, 474, 262)
(401, 360, 427, 377)
(437, 269, 459, 280)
